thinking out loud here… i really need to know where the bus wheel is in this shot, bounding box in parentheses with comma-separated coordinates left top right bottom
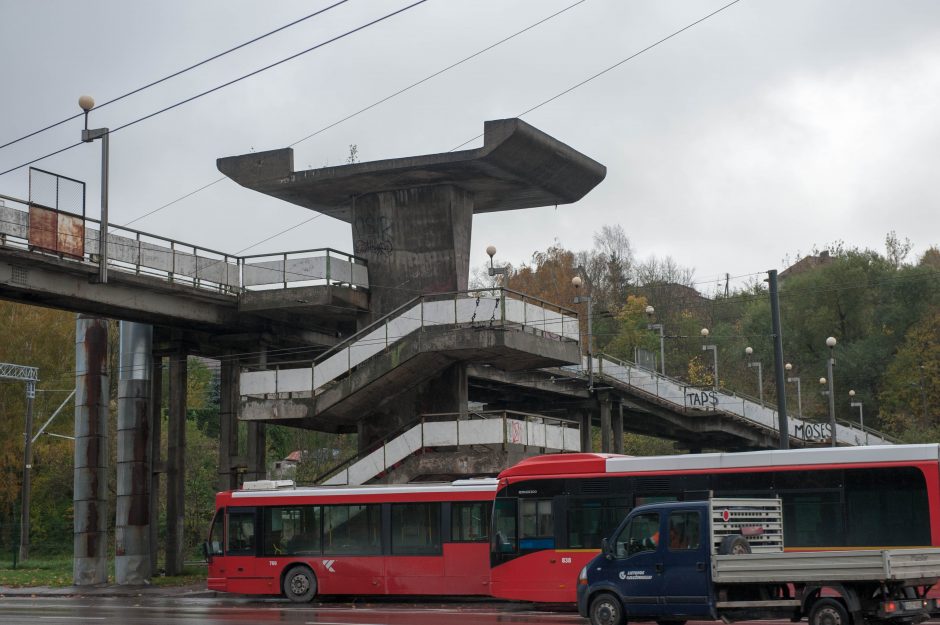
(718, 535, 751, 555)
(283, 565, 317, 602)
(809, 598, 849, 625)
(590, 592, 625, 625)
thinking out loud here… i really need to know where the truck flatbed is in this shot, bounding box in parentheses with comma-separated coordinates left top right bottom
(713, 548, 940, 584)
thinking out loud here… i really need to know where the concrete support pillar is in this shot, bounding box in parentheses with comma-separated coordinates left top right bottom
(149, 354, 163, 577)
(352, 184, 473, 321)
(613, 402, 624, 454)
(246, 422, 266, 481)
(579, 410, 593, 453)
(116, 322, 152, 584)
(73, 315, 109, 585)
(165, 352, 186, 576)
(218, 357, 239, 491)
(600, 397, 612, 453)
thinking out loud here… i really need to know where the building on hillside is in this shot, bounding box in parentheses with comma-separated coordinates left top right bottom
(779, 250, 834, 281)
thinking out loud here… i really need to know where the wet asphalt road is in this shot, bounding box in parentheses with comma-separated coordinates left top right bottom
(1, 598, 939, 625)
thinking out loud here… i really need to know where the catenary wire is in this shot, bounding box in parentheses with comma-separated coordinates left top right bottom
(0, 0, 431, 179)
(0, 0, 352, 152)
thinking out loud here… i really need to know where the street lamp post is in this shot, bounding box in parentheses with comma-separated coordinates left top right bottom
(485, 245, 508, 286)
(701, 328, 718, 391)
(79, 95, 110, 284)
(572, 276, 593, 391)
(785, 363, 803, 419)
(826, 336, 837, 447)
(644, 305, 666, 375)
(745, 346, 764, 404)
(849, 389, 867, 445)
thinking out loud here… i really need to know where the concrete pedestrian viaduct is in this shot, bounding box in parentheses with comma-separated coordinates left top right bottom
(0, 119, 887, 586)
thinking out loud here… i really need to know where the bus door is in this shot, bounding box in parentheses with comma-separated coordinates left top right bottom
(320, 504, 384, 594)
(385, 502, 445, 594)
(206, 509, 226, 591)
(224, 507, 260, 589)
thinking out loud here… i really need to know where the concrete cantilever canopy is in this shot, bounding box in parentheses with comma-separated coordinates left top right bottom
(217, 118, 607, 221)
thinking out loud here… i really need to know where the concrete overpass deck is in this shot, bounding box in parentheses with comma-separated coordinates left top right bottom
(0, 199, 368, 356)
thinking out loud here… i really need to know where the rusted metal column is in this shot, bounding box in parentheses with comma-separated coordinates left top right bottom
(116, 321, 152, 584)
(613, 402, 624, 454)
(18, 384, 35, 562)
(600, 396, 612, 453)
(218, 356, 239, 491)
(73, 315, 109, 585)
(165, 351, 186, 576)
(149, 354, 163, 576)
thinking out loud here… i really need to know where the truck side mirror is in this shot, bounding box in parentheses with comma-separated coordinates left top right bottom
(601, 537, 613, 560)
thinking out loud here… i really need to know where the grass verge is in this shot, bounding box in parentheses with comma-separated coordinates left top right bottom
(0, 556, 207, 588)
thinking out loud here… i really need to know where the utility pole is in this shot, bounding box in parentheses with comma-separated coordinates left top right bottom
(0, 363, 40, 562)
(768, 270, 789, 449)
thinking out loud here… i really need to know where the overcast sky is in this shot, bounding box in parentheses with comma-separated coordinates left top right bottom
(2, 0, 939, 295)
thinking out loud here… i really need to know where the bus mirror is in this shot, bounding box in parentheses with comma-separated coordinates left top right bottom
(201, 541, 210, 562)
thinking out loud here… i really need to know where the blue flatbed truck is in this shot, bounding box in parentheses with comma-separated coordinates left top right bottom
(577, 498, 940, 625)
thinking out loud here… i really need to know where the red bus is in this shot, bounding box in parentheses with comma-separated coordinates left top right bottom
(490, 444, 940, 603)
(206, 478, 495, 601)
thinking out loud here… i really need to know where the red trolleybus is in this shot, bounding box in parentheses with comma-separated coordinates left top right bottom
(490, 444, 940, 603)
(206, 478, 495, 601)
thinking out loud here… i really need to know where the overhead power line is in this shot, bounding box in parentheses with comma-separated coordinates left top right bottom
(0, 0, 430, 179)
(0, 0, 351, 153)
(122, 0, 589, 228)
(449, 0, 744, 151)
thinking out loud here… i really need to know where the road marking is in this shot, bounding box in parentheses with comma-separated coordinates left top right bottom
(38, 618, 105, 621)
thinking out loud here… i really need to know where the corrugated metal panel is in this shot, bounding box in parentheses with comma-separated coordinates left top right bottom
(28, 205, 58, 252)
(56, 213, 85, 259)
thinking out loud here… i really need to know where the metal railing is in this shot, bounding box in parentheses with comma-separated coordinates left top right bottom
(240, 288, 580, 398)
(315, 410, 581, 485)
(565, 352, 895, 447)
(0, 196, 368, 294)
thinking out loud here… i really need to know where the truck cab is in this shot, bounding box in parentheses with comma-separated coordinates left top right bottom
(578, 498, 938, 625)
(577, 500, 714, 623)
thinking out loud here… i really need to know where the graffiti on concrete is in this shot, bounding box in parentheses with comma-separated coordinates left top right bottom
(354, 214, 393, 257)
(686, 390, 718, 407)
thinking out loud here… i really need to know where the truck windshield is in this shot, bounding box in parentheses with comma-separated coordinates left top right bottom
(614, 512, 660, 557)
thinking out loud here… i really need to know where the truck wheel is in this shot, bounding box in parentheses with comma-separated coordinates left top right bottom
(590, 592, 625, 625)
(718, 534, 751, 555)
(809, 598, 849, 625)
(283, 565, 317, 602)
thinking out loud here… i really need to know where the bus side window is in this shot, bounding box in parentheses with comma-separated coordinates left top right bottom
(227, 507, 257, 555)
(452, 501, 491, 542)
(519, 499, 554, 550)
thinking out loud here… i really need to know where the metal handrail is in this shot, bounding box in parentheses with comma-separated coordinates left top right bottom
(311, 410, 580, 484)
(589, 351, 895, 445)
(0, 197, 368, 292)
(304, 287, 578, 370)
